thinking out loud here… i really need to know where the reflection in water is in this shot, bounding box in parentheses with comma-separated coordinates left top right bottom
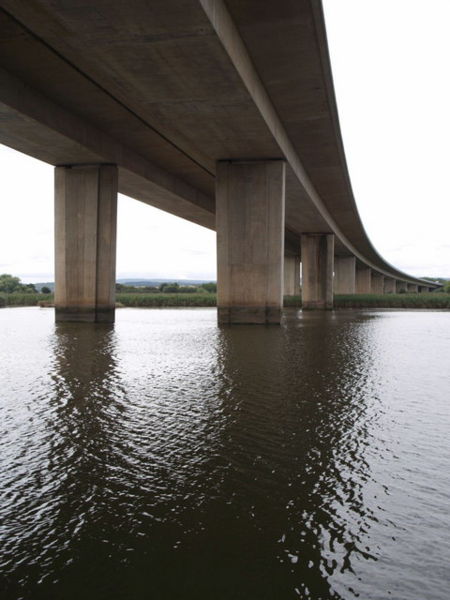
(0, 307, 449, 600)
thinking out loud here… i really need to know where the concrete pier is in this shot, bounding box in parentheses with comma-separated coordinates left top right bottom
(371, 272, 384, 294)
(396, 281, 407, 293)
(284, 255, 300, 297)
(334, 256, 356, 294)
(356, 267, 372, 294)
(407, 284, 418, 293)
(301, 234, 334, 309)
(216, 160, 285, 324)
(384, 278, 396, 294)
(55, 165, 118, 323)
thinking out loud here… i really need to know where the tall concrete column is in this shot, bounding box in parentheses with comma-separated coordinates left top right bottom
(396, 280, 407, 293)
(371, 272, 384, 294)
(301, 234, 334, 309)
(384, 277, 396, 294)
(407, 284, 418, 293)
(55, 164, 118, 323)
(216, 160, 285, 324)
(356, 267, 372, 294)
(284, 255, 300, 296)
(334, 256, 356, 294)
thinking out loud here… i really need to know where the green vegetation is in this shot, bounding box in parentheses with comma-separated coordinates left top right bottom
(116, 293, 216, 307)
(116, 281, 216, 294)
(0, 293, 53, 307)
(0, 273, 37, 294)
(285, 293, 450, 308)
(333, 293, 450, 308)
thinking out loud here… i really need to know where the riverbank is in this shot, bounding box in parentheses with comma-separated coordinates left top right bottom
(285, 294, 450, 308)
(1, 292, 449, 309)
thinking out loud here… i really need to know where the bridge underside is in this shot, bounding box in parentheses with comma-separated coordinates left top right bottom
(0, 1, 439, 322)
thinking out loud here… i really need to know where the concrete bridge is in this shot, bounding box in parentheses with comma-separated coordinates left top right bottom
(0, 0, 440, 323)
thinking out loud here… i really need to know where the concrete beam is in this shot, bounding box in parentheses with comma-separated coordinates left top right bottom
(407, 284, 418, 293)
(55, 164, 117, 322)
(216, 160, 285, 324)
(334, 256, 356, 294)
(371, 272, 384, 294)
(356, 267, 372, 294)
(284, 255, 300, 297)
(396, 281, 407, 293)
(301, 234, 334, 310)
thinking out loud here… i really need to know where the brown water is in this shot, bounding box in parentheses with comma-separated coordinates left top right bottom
(1, 307, 449, 600)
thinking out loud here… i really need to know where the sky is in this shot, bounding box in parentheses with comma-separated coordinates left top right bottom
(1, 0, 449, 283)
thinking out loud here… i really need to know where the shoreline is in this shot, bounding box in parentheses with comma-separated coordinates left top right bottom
(1, 292, 450, 310)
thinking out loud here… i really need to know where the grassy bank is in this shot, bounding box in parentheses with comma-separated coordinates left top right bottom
(335, 293, 450, 308)
(116, 292, 216, 307)
(285, 293, 450, 309)
(0, 293, 53, 307)
(1, 292, 449, 309)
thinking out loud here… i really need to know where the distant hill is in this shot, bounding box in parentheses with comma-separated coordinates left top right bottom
(34, 278, 216, 292)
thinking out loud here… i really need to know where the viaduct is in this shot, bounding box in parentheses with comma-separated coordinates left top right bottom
(0, 0, 440, 323)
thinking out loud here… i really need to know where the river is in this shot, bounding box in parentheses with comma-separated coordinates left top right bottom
(1, 307, 449, 599)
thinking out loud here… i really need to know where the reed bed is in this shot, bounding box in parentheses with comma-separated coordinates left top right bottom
(116, 293, 216, 307)
(1, 292, 448, 309)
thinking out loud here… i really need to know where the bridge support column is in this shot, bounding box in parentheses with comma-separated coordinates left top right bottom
(334, 256, 356, 294)
(419, 286, 430, 293)
(356, 267, 372, 294)
(301, 234, 334, 309)
(284, 255, 300, 296)
(55, 164, 118, 323)
(216, 160, 285, 324)
(371, 272, 384, 294)
(396, 280, 407, 293)
(407, 284, 418, 293)
(384, 277, 396, 294)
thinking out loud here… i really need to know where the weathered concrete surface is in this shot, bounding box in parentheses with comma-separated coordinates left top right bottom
(396, 281, 407, 293)
(356, 267, 372, 294)
(284, 255, 300, 296)
(216, 160, 285, 324)
(407, 284, 418, 293)
(371, 272, 385, 294)
(384, 278, 396, 294)
(55, 165, 117, 322)
(301, 234, 334, 309)
(334, 256, 356, 294)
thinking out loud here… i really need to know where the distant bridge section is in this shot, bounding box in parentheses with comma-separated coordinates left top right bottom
(0, 0, 441, 322)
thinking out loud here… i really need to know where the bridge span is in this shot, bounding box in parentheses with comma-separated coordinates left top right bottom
(0, 0, 440, 322)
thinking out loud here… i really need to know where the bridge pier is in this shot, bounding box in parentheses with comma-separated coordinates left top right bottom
(396, 280, 407, 293)
(216, 160, 285, 324)
(356, 266, 372, 294)
(334, 256, 356, 294)
(419, 286, 430, 293)
(407, 284, 418, 293)
(301, 234, 334, 309)
(384, 277, 396, 293)
(284, 255, 300, 296)
(371, 272, 384, 294)
(55, 165, 118, 323)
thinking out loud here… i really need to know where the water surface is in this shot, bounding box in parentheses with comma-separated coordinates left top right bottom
(1, 307, 449, 599)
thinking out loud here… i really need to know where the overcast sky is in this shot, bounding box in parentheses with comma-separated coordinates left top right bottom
(1, 0, 449, 283)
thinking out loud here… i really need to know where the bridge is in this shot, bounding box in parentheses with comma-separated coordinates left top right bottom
(0, 0, 440, 323)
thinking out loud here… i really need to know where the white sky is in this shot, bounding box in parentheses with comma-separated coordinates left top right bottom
(1, 0, 449, 283)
